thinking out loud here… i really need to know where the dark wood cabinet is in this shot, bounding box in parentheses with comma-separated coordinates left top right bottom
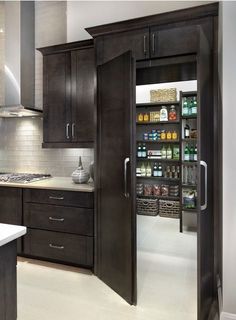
(38, 40, 95, 148)
(23, 188, 94, 268)
(96, 28, 149, 65)
(150, 24, 198, 58)
(0, 187, 22, 254)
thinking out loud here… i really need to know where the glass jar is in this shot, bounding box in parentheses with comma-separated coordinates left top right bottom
(168, 105, 177, 121)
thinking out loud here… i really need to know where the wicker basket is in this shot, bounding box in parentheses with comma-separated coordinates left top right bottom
(136, 198, 158, 216)
(150, 88, 177, 102)
(159, 199, 180, 218)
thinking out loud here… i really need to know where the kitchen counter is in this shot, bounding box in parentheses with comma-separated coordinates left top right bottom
(0, 177, 94, 192)
(0, 223, 26, 247)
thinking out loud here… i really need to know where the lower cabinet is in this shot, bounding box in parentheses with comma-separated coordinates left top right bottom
(23, 188, 94, 268)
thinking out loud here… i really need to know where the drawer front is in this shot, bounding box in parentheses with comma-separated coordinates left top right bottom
(24, 189, 94, 208)
(24, 203, 93, 236)
(24, 229, 93, 267)
(150, 25, 198, 58)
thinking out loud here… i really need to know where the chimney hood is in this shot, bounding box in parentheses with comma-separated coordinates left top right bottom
(0, 1, 42, 118)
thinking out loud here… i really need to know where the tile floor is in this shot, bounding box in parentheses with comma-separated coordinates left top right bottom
(17, 216, 197, 320)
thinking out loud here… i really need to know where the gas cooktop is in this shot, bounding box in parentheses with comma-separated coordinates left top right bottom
(0, 173, 52, 184)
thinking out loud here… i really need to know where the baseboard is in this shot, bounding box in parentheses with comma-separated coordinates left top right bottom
(221, 312, 236, 320)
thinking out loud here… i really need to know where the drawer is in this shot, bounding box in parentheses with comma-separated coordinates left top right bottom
(24, 189, 94, 208)
(24, 203, 93, 236)
(24, 229, 93, 267)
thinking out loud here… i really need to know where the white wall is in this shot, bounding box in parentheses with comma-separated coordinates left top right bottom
(221, 2, 236, 319)
(67, 1, 212, 41)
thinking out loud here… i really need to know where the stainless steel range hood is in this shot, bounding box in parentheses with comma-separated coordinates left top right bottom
(0, 1, 42, 118)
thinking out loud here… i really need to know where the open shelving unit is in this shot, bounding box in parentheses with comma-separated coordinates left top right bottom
(136, 90, 198, 232)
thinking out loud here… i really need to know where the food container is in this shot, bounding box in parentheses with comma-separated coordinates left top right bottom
(150, 88, 177, 102)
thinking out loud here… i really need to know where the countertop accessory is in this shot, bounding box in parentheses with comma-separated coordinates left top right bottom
(71, 157, 90, 184)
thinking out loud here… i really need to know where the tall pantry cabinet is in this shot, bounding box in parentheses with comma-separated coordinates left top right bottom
(87, 3, 221, 320)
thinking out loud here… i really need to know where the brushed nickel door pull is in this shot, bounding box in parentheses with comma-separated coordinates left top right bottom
(49, 196, 64, 200)
(124, 157, 130, 198)
(72, 123, 75, 139)
(143, 35, 147, 54)
(49, 217, 65, 222)
(200, 160, 208, 211)
(49, 244, 64, 250)
(66, 123, 70, 139)
(152, 33, 155, 53)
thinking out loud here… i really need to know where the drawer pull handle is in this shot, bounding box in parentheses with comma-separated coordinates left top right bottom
(49, 217, 65, 222)
(49, 244, 64, 250)
(49, 196, 64, 200)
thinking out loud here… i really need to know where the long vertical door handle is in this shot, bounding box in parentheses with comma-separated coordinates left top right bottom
(152, 33, 155, 53)
(66, 123, 70, 139)
(72, 123, 75, 139)
(143, 35, 147, 55)
(124, 157, 130, 198)
(200, 160, 207, 211)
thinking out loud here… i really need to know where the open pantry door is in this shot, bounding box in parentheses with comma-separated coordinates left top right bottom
(96, 51, 137, 304)
(197, 26, 215, 320)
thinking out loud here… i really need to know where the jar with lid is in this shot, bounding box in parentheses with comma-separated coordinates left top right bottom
(160, 106, 168, 121)
(168, 105, 177, 121)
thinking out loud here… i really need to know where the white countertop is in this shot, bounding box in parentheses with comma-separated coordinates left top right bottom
(0, 177, 94, 192)
(0, 224, 26, 247)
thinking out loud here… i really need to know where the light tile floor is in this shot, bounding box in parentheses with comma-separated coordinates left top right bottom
(17, 216, 197, 320)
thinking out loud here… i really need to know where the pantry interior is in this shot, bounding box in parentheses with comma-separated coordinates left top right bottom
(135, 61, 198, 317)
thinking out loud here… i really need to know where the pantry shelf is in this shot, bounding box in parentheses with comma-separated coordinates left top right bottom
(136, 176, 180, 182)
(137, 195, 180, 201)
(182, 184, 197, 188)
(136, 101, 179, 108)
(137, 158, 180, 163)
(182, 115, 197, 119)
(182, 207, 198, 213)
(137, 140, 179, 144)
(136, 121, 180, 125)
(182, 138, 197, 142)
(182, 161, 198, 165)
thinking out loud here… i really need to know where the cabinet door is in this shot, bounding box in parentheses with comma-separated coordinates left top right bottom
(97, 51, 136, 304)
(43, 53, 71, 143)
(150, 24, 198, 58)
(0, 187, 22, 253)
(197, 27, 214, 320)
(97, 28, 149, 65)
(71, 48, 95, 143)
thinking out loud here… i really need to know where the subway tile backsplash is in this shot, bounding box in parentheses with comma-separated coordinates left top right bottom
(0, 118, 94, 177)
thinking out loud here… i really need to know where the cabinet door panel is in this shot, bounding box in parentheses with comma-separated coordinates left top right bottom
(97, 51, 136, 304)
(43, 53, 71, 143)
(71, 48, 95, 143)
(97, 28, 149, 65)
(150, 25, 198, 58)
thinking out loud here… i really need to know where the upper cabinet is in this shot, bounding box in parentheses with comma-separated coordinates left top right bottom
(38, 40, 95, 148)
(96, 28, 149, 65)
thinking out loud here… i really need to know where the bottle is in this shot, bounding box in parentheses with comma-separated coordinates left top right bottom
(137, 113, 144, 122)
(157, 163, 163, 177)
(191, 96, 197, 115)
(137, 143, 142, 158)
(141, 163, 146, 177)
(168, 105, 177, 121)
(141, 143, 147, 158)
(182, 97, 188, 116)
(190, 145, 195, 161)
(160, 106, 168, 121)
(153, 162, 158, 177)
(167, 145, 172, 160)
(188, 98, 192, 115)
(143, 112, 149, 122)
(184, 144, 190, 161)
(146, 162, 152, 177)
(161, 130, 166, 140)
(161, 145, 167, 159)
(172, 131, 178, 140)
(184, 123, 190, 139)
(166, 131, 172, 140)
(194, 145, 197, 161)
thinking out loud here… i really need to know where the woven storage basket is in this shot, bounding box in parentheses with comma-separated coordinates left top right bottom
(159, 199, 180, 218)
(136, 198, 158, 216)
(150, 88, 177, 102)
